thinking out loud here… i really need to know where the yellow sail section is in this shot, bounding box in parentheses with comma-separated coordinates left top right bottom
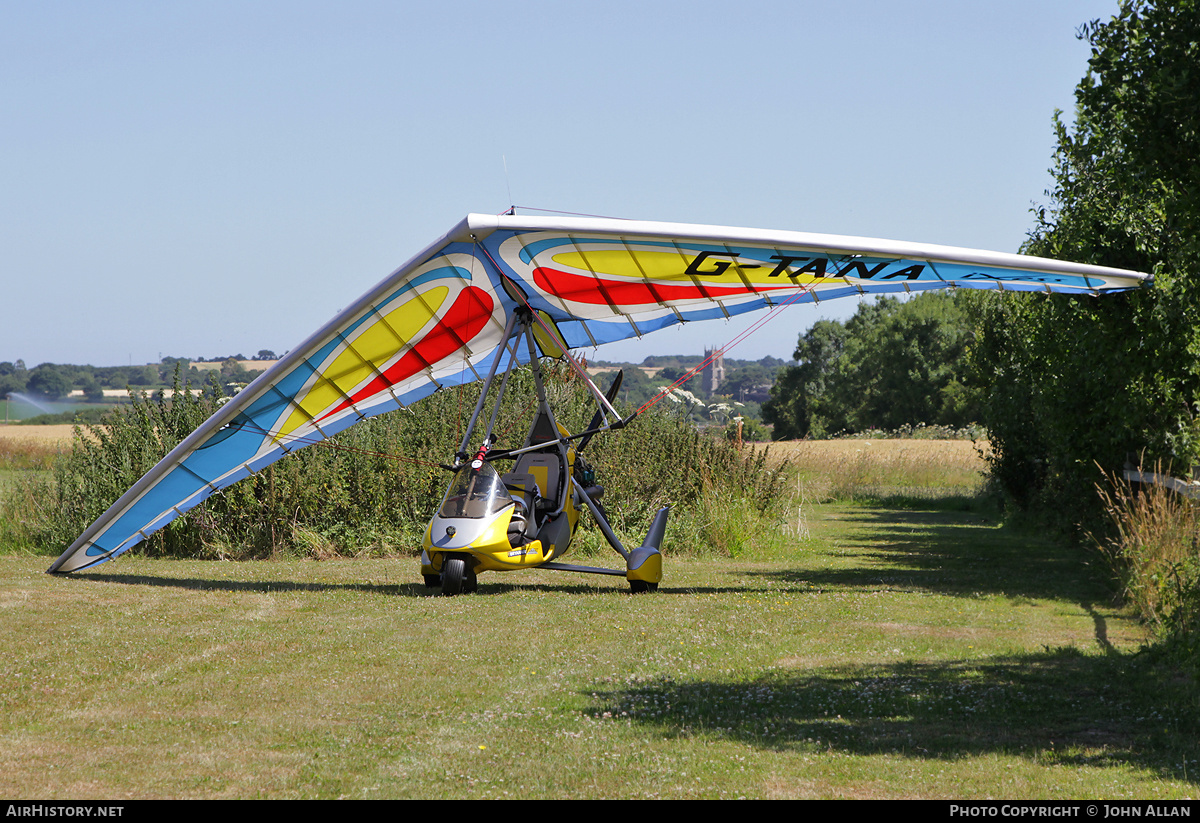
(275, 286, 450, 440)
(552, 249, 682, 279)
(549, 248, 829, 285)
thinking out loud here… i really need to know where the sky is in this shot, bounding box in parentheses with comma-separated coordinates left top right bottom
(1, 0, 1122, 368)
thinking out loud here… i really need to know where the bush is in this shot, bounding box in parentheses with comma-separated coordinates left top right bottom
(7, 363, 797, 562)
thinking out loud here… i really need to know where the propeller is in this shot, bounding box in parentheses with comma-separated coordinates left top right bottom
(576, 369, 624, 453)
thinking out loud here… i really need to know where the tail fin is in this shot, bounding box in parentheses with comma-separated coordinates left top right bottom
(641, 506, 669, 552)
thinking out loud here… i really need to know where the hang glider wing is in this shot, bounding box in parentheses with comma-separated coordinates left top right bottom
(49, 213, 1151, 573)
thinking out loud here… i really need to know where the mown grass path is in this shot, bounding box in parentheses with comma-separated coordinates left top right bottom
(2, 502, 1195, 799)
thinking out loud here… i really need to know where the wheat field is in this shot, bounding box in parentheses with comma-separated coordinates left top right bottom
(0, 424, 78, 444)
(764, 438, 990, 500)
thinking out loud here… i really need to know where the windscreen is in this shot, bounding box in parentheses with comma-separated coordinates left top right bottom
(438, 462, 512, 519)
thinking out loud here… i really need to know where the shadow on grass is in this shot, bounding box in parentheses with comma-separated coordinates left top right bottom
(789, 503, 1114, 603)
(70, 501, 1106, 603)
(70, 571, 700, 598)
(580, 500, 1200, 783)
(69, 571, 418, 596)
(583, 646, 1200, 784)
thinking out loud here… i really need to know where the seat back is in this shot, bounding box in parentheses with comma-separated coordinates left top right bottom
(510, 454, 560, 512)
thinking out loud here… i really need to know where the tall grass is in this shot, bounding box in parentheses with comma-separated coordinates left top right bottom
(771, 438, 988, 502)
(0, 438, 66, 552)
(1, 365, 797, 562)
(0, 438, 64, 472)
(1094, 470, 1200, 656)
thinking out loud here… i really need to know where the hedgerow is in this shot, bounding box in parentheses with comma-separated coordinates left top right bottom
(3, 365, 794, 561)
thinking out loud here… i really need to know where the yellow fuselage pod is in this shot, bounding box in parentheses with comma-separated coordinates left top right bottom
(421, 481, 581, 575)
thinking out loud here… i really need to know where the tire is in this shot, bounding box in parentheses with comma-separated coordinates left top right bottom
(442, 557, 466, 596)
(423, 574, 441, 589)
(629, 580, 657, 594)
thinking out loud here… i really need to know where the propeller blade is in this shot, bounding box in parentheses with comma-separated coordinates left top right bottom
(578, 369, 624, 452)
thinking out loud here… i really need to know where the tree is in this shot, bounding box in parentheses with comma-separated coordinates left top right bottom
(763, 292, 977, 439)
(76, 376, 104, 403)
(827, 292, 977, 432)
(655, 365, 701, 397)
(0, 362, 28, 397)
(26, 364, 71, 400)
(763, 319, 848, 439)
(969, 0, 1200, 527)
(718, 361, 775, 403)
(126, 365, 157, 387)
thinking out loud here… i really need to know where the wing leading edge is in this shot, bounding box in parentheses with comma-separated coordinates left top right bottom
(49, 213, 1151, 573)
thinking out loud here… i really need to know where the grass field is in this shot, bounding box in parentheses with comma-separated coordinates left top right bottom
(770, 438, 989, 501)
(4, 492, 1196, 799)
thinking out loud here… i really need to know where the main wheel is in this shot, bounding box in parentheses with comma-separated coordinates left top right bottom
(629, 580, 658, 594)
(442, 557, 466, 596)
(423, 574, 441, 589)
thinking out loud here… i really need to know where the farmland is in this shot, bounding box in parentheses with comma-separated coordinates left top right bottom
(0, 424, 80, 444)
(771, 438, 988, 501)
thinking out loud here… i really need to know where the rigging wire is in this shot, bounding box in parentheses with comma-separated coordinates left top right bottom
(634, 281, 818, 416)
(503, 205, 630, 221)
(474, 235, 818, 421)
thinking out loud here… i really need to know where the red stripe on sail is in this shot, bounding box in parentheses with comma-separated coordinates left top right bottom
(532, 266, 789, 306)
(319, 286, 494, 420)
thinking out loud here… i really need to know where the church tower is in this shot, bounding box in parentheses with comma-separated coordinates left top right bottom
(701, 346, 725, 395)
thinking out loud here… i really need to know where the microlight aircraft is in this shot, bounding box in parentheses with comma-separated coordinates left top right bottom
(48, 212, 1152, 592)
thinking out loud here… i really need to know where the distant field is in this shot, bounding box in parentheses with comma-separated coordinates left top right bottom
(766, 438, 990, 500)
(0, 424, 79, 444)
(192, 359, 277, 372)
(768, 437, 988, 465)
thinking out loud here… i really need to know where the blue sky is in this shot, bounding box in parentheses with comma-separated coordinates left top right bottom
(2, 0, 1120, 367)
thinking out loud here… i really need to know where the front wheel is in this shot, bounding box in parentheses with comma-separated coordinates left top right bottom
(442, 557, 466, 596)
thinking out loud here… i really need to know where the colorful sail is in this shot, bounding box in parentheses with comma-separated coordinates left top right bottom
(49, 213, 1151, 573)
